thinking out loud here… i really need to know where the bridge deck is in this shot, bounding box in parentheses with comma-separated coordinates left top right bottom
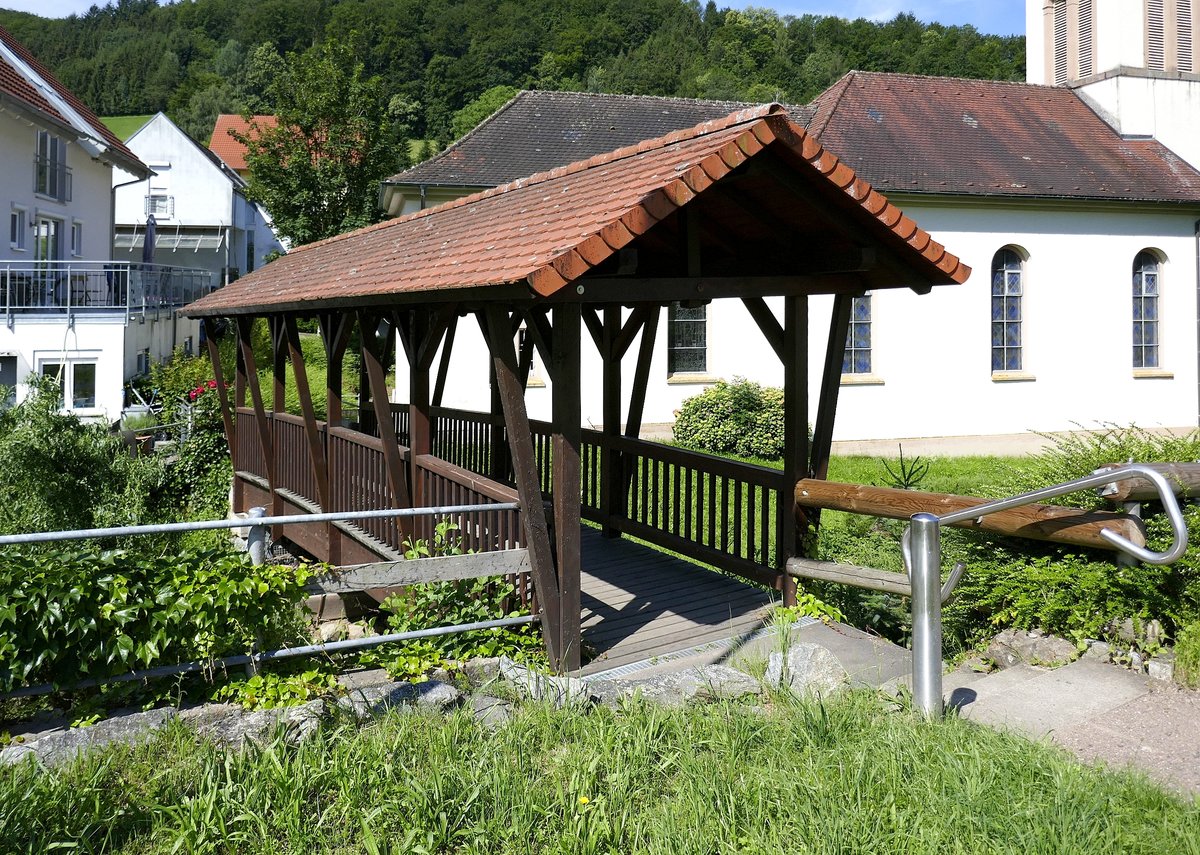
(578, 527, 775, 676)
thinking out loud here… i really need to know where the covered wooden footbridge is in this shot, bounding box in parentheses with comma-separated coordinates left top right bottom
(184, 104, 970, 673)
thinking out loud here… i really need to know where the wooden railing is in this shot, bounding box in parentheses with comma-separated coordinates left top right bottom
(580, 431, 785, 588)
(339, 401, 789, 589)
(235, 408, 267, 478)
(327, 426, 405, 551)
(273, 413, 321, 507)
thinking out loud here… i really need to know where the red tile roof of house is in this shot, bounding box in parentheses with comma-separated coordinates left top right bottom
(808, 71, 1200, 203)
(0, 25, 144, 172)
(185, 105, 968, 317)
(209, 114, 277, 171)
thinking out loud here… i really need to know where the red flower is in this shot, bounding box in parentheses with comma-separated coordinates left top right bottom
(207, 380, 217, 389)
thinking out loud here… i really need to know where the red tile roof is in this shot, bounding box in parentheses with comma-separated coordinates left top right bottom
(185, 105, 968, 317)
(0, 25, 144, 171)
(808, 71, 1200, 203)
(209, 114, 277, 171)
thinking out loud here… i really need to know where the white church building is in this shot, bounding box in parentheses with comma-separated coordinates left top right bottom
(381, 0, 1200, 452)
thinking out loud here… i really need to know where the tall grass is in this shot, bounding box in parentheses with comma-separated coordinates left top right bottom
(4, 692, 1196, 853)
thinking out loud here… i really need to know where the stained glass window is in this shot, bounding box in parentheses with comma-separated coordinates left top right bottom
(843, 294, 872, 374)
(1133, 251, 1160, 369)
(991, 248, 1023, 372)
(668, 302, 706, 373)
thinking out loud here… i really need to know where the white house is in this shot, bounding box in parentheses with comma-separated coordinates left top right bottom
(380, 2, 1200, 453)
(113, 113, 285, 287)
(0, 26, 212, 421)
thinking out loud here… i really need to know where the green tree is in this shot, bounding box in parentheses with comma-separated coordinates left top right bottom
(450, 85, 518, 140)
(236, 39, 411, 246)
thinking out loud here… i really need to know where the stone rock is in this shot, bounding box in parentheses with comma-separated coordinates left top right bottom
(413, 681, 462, 712)
(2, 708, 176, 768)
(499, 657, 593, 707)
(336, 668, 393, 692)
(1130, 650, 1145, 671)
(1147, 654, 1175, 683)
(337, 682, 421, 721)
(986, 629, 1077, 669)
(318, 619, 350, 643)
(676, 665, 761, 702)
(346, 621, 374, 641)
(1113, 618, 1138, 644)
(280, 700, 326, 744)
(1081, 641, 1112, 663)
(471, 695, 514, 729)
(1145, 619, 1164, 648)
(462, 657, 502, 687)
(765, 644, 847, 696)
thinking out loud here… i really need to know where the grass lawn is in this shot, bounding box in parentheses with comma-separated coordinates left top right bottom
(4, 691, 1196, 853)
(100, 115, 154, 141)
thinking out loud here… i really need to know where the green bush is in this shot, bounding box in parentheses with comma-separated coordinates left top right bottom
(1176, 621, 1200, 688)
(0, 376, 168, 538)
(0, 548, 310, 692)
(673, 378, 785, 459)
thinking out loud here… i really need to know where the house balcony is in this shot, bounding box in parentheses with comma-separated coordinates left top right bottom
(1, 260, 215, 324)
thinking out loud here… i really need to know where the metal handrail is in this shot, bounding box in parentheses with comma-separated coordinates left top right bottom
(901, 464, 1191, 718)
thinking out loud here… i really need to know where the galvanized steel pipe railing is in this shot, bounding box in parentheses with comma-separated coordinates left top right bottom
(903, 464, 1191, 718)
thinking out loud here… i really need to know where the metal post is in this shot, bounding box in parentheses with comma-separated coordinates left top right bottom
(247, 505, 267, 566)
(909, 512, 943, 718)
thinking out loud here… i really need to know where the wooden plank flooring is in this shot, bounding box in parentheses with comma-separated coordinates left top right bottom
(577, 528, 775, 676)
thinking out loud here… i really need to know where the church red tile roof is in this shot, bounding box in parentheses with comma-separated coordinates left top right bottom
(0, 25, 144, 172)
(186, 104, 967, 317)
(808, 71, 1200, 203)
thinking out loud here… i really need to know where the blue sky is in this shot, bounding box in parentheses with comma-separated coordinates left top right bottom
(3, 0, 1027, 36)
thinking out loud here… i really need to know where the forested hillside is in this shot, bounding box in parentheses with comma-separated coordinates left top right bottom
(0, 0, 1023, 143)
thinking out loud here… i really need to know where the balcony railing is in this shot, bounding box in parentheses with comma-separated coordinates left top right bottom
(34, 155, 72, 202)
(1, 260, 214, 322)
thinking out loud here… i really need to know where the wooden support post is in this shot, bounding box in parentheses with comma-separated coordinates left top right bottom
(478, 312, 510, 482)
(407, 309, 435, 516)
(600, 306, 622, 537)
(267, 315, 288, 522)
(431, 314, 458, 407)
(620, 306, 659, 499)
(485, 307, 564, 670)
(358, 311, 413, 516)
(237, 316, 274, 500)
(284, 317, 331, 510)
(778, 295, 808, 605)
(202, 318, 236, 469)
(810, 293, 853, 483)
(551, 303, 582, 671)
(318, 312, 352, 564)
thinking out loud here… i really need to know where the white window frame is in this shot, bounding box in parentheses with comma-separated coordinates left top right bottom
(70, 220, 83, 257)
(34, 130, 70, 202)
(1133, 250, 1162, 369)
(9, 207, 26, 250)
(37, 356, 99, 412)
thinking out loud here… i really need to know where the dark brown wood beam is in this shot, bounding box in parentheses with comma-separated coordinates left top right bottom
(284, 316, 331, 512)
(431, 314, 457, 407)
(551, 303, 583, 671)
(357, 311, 413, 514)
(741, 296, 783, 362)
(485, 306, 564, 670)
(777, 295, 808, 606)
(237, 317, 274, 495)
(202, 319, 236, 470)
(408, 309, 433, 514)
(600, 306, 622, 538)
(563, 274, 869, 304)
(810, 293, 854, 483)
(269, 315, 287, 414)
(613, 306, 653, 360)
(581, 306, 603, 352)
(317, 312, 352, 427)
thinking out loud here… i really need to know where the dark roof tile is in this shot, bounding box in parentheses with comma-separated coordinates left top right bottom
(808, 71, 1200, 203)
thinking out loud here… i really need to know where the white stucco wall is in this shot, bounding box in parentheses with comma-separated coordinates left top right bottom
(1076, 76, 1200, 174)
(395, 197, 1200, 445)
(1, 112, 114, 263)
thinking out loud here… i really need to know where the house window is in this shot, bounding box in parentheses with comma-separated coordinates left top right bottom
(1133, 251, 1161, 368)
(136, 348, 151, 376)
(9, 208, 26, 250)
(35, 131, 70, 202)
(145, 194, 174, 218)
(843, 294, 872, 374)
(246, 235, 255, 274)
(70, 221, 83, 257)
(38, 361, 95, 410)
(991, 248, 1024, 372)
(0, 355, 15, 408)
(668, 302, 706, 373)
